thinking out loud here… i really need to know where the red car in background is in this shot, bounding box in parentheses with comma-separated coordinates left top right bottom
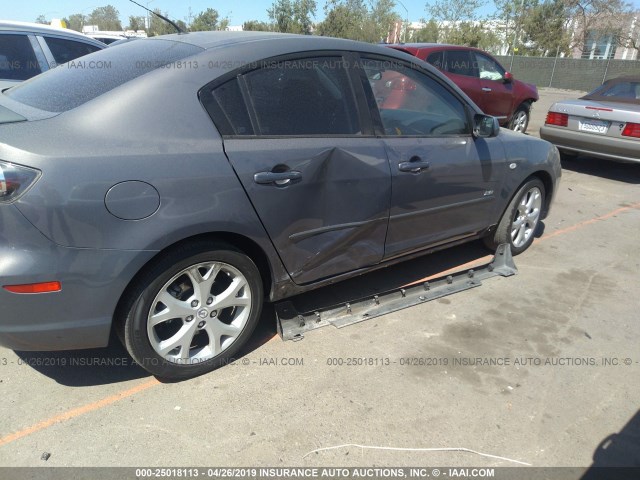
(387, 44, 539, 133)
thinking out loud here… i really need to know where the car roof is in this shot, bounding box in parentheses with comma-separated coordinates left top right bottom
(604, 75, 640, 83)
(387, 43, 489, 54)
(0, 20, 106, 47)
(155, 31, 422, 56)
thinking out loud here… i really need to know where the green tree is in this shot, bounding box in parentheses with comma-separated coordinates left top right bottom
(190, 8, 226, 31)
(176, 19, 189, 32)
(493, 0, 528, 53)
(293, 0, 317, 34)
(426, 0, 486, 44)
(565, 0, 635, 54)
(243, 20, 272, 31)
(521, 0, 570, 55)
(445, 21, 502, 50)
(127, 15, 146, 32)
(362, 0, 400, 43)
(411, 18, 439, 42)
(64, 14, 86, 32)
(426, 0, 485, 23)
(87, 5, 122, 30)
(148, 9, 177, 36)
(35, 15, 49, 24)
(268, 0, 294, 32)
(315, 0, 369, 41)
(268, 0, 317, 34)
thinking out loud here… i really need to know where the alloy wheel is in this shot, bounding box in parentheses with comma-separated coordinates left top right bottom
(512, 110, 528, 133)
(146, 261, 252, 364)
(510, 187, 542, 248)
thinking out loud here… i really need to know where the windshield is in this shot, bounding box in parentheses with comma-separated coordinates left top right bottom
(5, 39, 203, 113)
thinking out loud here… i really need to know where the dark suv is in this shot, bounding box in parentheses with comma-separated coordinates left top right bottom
(388, 44, 539, 133)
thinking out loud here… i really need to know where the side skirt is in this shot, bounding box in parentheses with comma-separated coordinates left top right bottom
(276, 244, 516, 341)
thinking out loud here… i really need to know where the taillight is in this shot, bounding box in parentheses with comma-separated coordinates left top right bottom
(622, 122, 640, 138)
(545, 112, 569, 127)
(0, 161, 40, 203)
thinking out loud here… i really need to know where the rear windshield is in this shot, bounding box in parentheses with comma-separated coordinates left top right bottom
(5, 39, 202, 112)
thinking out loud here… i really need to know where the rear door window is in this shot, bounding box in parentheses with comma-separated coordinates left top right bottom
(0, 34, 41, 81)
(43, 36, 102, 65)
(205, 78, 255, 136)
(242, 57, 361, 136)
(426, 51, 444, 70)
(443, 50, 475, 77)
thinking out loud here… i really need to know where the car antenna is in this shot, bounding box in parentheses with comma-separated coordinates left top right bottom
(129, 0, 186, 34)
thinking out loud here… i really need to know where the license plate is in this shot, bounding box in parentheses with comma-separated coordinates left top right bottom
(579, 119, 609, 134)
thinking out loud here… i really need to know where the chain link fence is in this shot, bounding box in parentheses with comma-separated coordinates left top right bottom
(495, 55, 640, 92)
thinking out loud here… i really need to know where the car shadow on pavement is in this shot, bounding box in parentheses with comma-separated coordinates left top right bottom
(581, 408, 640, 479)
(15, 330, 150, 387)
(561, 156, 640, 184)
(14, 240, 496, 387)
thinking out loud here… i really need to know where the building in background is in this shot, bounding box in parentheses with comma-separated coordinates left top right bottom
(570, 11, 639, 60)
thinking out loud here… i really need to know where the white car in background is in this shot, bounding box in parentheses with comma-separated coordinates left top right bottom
(0, 21, 105, 89)
(84, 33, 128, 45)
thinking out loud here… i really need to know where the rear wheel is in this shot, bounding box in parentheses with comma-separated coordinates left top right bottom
(484, 178, 545, 255)
(119, 242, 263, 380)
(509, 104, 530, 133)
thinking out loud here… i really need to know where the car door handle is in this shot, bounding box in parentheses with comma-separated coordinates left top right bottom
(482, 87, 492, 92)
(254, 171, 302, 186)
(398, 157, 430, 173)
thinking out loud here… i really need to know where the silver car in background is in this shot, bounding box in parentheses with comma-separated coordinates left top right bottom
(0, 21, 105, 89)
(540, 76, 640, 163)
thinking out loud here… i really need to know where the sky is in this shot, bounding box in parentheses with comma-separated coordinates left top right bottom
(4, 0, 640, 28)
(5, 1, 485, 26)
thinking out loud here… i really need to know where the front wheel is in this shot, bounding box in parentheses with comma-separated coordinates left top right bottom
(119, 242, 263, 380)
(509, 105, 530, 133)
(484, 178, 545, 255)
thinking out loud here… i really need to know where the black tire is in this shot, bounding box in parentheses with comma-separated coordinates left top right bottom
(509, 104, 530, 133)
(484, 178, 545, 255)
(118, 241, 263, 380)
(559, 149, 578, 160)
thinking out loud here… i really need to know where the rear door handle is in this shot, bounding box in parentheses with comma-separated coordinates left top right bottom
(398, 157, 430, 173)
(482, 87, 492, 92)
(254, 171, 302, 186)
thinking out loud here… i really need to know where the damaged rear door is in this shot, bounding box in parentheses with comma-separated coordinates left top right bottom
(202, 54, 391, 285)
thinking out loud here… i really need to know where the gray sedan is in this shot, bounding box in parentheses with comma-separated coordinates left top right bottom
(540, 76, 640, 163)
(0, 32, 561, 379)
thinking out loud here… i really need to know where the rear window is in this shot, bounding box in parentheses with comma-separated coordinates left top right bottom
(5, 39, 202, 112)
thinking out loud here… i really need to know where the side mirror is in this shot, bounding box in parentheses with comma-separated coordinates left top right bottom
(504, 71, 514, 83)
(473, 114, 500, 138)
